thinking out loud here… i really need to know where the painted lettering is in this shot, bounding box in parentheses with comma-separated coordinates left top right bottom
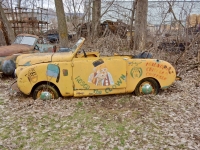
(112, 85, 117, 89)
(105, 88, 112, 93)
(115, 78, 123, 86)
(75, 76, 90, 89)
(105, 74, 126, 93)
(94, 89, 102, 94)
(75, 76, 81, 80)
(145, 61, 172, 80)
(146, 62, 165, 69)
(146, 72, 167, 80)
(27, 68, 38, 83)
(120, 74, 126, 80)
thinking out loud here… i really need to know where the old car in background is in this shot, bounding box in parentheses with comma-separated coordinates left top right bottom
(0, 34, 54, 76)
(13, 37, 178, 99)
(46, 33, 59, 43)
(46, 32, 76, 43)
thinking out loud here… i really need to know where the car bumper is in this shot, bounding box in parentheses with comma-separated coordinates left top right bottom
(175, 76, 182, 81)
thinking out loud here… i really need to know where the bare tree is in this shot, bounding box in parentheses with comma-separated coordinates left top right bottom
(91, 0, 101, 39)
(64, 0, 84, 27)
(54, 0, 68, 47)
(134, 0, 148, 50)
(129, 0, 137, 49)
(17, 0, 23, 26)
(0, 3, 15, 44)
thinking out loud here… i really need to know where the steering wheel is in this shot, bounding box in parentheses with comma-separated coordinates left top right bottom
(34, 44, 40, 51)
(82, 49, 87, 58)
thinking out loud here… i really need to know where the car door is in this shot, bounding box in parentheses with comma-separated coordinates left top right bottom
(72, 57, 127, 94)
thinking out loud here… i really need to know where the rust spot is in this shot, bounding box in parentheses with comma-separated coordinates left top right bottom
(0, 44, 34, 57)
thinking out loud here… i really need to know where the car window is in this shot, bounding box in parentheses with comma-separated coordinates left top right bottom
(14, 36, 37, 46)
(14, 36, 23, 44)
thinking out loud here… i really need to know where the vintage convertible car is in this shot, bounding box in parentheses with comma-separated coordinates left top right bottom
(0, 34, 54, 76)
(13, 37, 178, 99)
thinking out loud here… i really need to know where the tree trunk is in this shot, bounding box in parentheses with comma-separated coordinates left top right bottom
(91, 0, 101, 40)
(86, 0, 92, 37)
(0, 3, 15, 45)
(129, 0, 137, 49)
(134, 0, 148, 51)
(54, 0, 68, 47)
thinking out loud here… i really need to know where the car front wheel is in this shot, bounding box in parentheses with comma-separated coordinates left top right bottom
(134, 78, 159, 96)
(32, 84, 59, 100)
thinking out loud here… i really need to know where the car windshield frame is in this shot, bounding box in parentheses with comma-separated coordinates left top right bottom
(70, 38, 84, 53)
(13, 36, 37, 46)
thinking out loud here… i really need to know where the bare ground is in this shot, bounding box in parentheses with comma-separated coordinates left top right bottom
(0, 66, 199, 149)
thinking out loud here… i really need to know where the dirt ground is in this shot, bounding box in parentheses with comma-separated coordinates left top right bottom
(0, 41, 200, 149)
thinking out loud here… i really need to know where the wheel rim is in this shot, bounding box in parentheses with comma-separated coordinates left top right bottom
(139, 81, 155, 95)
(36, 88, 55, 99)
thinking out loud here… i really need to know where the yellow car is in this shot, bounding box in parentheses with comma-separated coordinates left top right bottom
(13, 37, 177, 99)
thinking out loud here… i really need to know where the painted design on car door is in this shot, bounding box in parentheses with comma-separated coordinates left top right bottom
(88, 59, 114, 86)
(46, 64, 60, 82)
(73, 58, 126, 90)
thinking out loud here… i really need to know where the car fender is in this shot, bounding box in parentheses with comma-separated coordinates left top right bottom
(17, 62, 73, 96)
(126, 59, 176, 92)
(17, 63, 52, 95)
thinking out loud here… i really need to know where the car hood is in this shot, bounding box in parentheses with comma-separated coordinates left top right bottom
(17, 51, 75, 66)
(0, 44, 34, 57)
(17, 53, 53, 66)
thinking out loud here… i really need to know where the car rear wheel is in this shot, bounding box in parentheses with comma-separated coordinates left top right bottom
(32, 84, 59, 100)
(134, 78, 159, 96)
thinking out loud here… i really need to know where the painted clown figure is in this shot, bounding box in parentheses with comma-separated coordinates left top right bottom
(88, 59, 114, 86)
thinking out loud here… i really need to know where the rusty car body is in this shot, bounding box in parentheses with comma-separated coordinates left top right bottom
(0, 34, 54, 76)
(13, 37, 179, 100)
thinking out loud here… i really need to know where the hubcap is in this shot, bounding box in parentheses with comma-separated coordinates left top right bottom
(40, 91, 52, 100)
(37, 89, 54, 100)
(139, 82, 154, 94)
